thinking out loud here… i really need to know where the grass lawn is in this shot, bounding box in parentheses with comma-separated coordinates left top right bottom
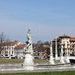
(0, 58, 48, 64)
(0, 58, 23, 64)
(0, 71, 75, 75)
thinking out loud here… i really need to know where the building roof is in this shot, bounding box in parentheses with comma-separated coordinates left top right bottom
(58, 35, 70, 39)
(0, 41, 19, 46)
(70, 37, 75, 42)
(14, 44, 26, 49)
(57, 35, 75, 42)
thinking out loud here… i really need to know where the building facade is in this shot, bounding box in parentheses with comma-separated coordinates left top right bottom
(0, 41, 26, 59)
(15, 43, 26, 59)
(53, 35, 75, 57)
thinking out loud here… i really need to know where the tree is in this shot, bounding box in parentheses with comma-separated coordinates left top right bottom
(43, 41, 50, 45)
(0, 32, 6, 55)
(33, 40, 50, 59)
(0, 32, 5, 43)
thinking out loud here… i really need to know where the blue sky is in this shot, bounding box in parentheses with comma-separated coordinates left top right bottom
(0, 0, 75, 42)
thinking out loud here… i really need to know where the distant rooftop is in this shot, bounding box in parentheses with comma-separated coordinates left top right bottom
(0, 41, 19, 46)
(58, 35, 70, 39)
(15, 44, 26, 49)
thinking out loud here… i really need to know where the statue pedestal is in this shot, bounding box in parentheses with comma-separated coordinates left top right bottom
(23, 54, 34, 70)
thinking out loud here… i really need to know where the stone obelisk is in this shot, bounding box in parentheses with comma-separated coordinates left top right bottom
(49, 41, 55, 64)
(23, 29, 34, 70)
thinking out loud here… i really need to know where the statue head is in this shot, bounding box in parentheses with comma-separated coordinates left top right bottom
(27, 29, 32, 40)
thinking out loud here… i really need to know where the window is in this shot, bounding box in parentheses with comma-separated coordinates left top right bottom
(12, 51, 13, 54)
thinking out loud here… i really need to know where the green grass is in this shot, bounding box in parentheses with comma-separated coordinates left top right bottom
(0, 58, 23, 64)
(0, 58, 48, 64)
(0, 71, 75, 75)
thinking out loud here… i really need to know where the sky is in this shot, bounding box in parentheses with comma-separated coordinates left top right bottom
(0, 0, 75, 42)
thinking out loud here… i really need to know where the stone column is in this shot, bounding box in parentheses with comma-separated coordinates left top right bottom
(55, 39, 58, 60)
(65, 44, 70, 63)
(49, 41, 55, 64)
(60, 44, 65, 64)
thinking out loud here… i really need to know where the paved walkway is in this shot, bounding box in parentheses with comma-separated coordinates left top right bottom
(0, 64, 75, 73)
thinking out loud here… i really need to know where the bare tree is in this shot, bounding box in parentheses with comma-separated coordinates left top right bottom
(0, 32, 5, 43)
